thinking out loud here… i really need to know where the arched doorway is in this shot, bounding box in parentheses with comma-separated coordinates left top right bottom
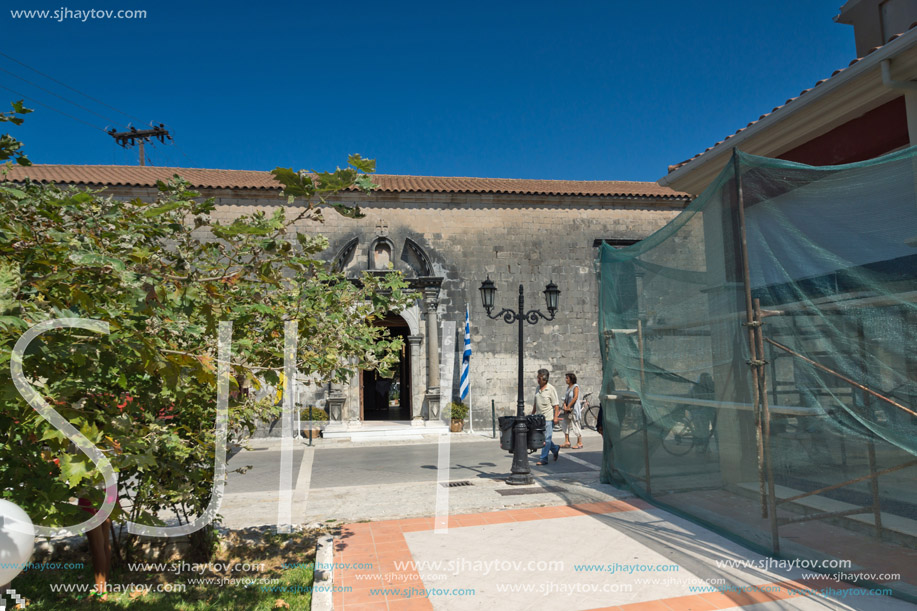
(360, 313, 411, 421)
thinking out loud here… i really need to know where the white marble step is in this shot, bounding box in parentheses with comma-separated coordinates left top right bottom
(737, 482, 917, 540)
(322, 423, 450, 440)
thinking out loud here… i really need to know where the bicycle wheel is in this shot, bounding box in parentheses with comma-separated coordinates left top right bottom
(583, 406, 598, 430)
(661, 414, 695, 456)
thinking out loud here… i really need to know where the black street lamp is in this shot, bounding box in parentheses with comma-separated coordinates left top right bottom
(479, 278, 560, 485)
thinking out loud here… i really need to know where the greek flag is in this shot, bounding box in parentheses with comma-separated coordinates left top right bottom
(460, 306, 471, 401)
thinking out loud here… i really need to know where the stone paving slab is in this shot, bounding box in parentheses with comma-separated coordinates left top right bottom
(330, 504, 917, 611)
(301, 471, 623, 524)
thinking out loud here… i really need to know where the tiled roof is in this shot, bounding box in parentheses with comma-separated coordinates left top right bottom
(667, 22, 917, 174)
(4, 164, 690, 200)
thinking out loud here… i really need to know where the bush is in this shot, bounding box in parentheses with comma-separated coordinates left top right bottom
(300, 407, 328, 422)
(445, 401, 468, 421)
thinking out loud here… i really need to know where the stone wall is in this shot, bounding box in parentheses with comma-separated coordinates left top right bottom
(106, 186, 686, 428)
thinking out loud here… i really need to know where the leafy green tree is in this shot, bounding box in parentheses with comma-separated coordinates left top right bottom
(0, 100, 32, 166)
(0, 105, 412, 568)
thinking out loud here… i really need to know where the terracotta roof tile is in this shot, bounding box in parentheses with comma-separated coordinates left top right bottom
(666, 23, 917, 174)
(4, 165, 690, 200)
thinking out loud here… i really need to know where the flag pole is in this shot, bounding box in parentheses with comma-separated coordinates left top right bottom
(467, 305, 474, 433)
(462, 304, 474, 433)
(468, 387, 474, 434)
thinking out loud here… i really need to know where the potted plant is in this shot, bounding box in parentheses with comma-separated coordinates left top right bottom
(445, 401, 468, 432)
(300, 406, 328, 439)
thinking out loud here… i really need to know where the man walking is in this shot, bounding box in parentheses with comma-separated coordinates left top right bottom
(533, 368, 561, 465)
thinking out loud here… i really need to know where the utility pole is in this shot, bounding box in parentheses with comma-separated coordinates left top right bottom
(108, 124, 171, 166)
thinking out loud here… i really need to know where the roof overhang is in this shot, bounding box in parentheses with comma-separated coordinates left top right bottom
(5, 165, 690, 200)
(834, 0, 864, 25)
(659, 28, 917, 195)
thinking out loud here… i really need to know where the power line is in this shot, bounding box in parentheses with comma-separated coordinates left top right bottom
(164, 126, 196, 165)
(172, 142, 196, 165)
(0, 52, 190, 168)
(0, 50, 145, 123)
(146, 139, 156, 166)
(0, 85, 107, 132)
(0, 66, 120, 125)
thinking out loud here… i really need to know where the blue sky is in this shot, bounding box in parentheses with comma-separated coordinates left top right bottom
(3, 0, 856, 182)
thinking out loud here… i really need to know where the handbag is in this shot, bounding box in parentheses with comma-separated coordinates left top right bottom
(571, 384, 582, 423)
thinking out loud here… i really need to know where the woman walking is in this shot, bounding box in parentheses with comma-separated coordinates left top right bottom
(561, 372, 583, 449)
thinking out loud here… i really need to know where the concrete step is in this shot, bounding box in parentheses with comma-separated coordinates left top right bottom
(322, 423, 449, 441)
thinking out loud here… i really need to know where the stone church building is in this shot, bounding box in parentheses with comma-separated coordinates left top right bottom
(9, 165, 690, 436)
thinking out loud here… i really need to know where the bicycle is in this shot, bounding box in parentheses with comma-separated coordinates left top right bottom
(581, 393, 599, 430)
(660, 407, 718, 456)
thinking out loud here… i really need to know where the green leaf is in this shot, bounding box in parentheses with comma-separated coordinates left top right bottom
(0, 186, 27, 198)
(40, 428, 66, 442)
(0, 261, 21, 314)
(0, 315, 27, 331)
(58, 453, 92, 487)
(69, 251, 126, 271)
(271, 168, 315, 198)
(315, 168, 357, 192)
(69, 192, 93, 204)
(11, 100, 33, 115)
(143, 201, 184, 217)
(355, 175, 378, 192)
(347, 154, 376, 174)
(330, 202, 365, 219)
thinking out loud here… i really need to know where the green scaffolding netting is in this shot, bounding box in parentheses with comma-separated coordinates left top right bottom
(597, 148, 917, 599)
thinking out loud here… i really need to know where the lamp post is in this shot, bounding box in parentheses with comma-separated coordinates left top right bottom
(479, 278, 560, 485)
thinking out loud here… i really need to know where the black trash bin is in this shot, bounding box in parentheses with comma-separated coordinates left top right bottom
(526, 414, 546, 451)
(498, 416, 516, 452)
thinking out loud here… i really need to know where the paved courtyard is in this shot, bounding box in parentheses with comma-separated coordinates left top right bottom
(217, 433, 917, 610)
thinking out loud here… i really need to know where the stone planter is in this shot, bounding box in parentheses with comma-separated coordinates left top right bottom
(301, 428, 322, 439)
(450, 419, 464, 433)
